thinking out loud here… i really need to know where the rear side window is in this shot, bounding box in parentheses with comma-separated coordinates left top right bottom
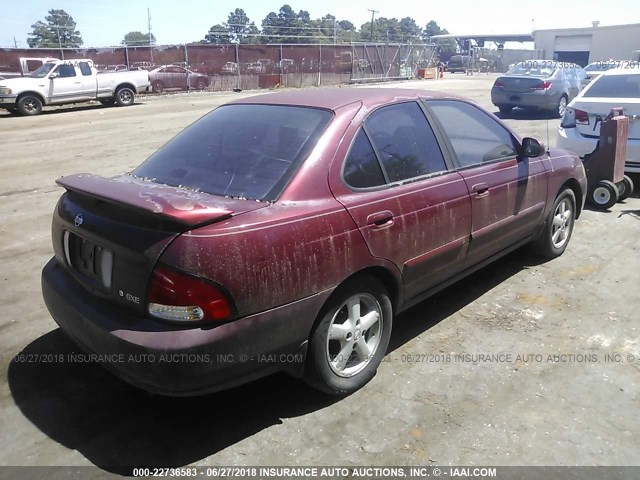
(584, 74, 640, 98)
(133, 105, 332, 201)
(365, 102, 447, 182)
(428, 100, 517, 167)
(343, 129, 386, 188)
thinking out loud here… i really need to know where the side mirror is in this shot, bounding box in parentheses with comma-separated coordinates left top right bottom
(49, 72, 59, 79)
(520, 137, 543, 157)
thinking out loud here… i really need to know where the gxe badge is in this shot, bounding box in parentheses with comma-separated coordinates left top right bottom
(74, 213, 84, 227)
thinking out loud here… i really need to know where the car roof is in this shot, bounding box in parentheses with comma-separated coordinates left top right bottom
(602, 67, 640, 76)
(227, 88, 462, 111)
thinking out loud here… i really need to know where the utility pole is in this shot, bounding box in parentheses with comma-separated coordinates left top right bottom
(148, 8, 154, 63)
(55, 23, 64, 59)
(13, 37, 17, 48)
(368, 9, 378, 42)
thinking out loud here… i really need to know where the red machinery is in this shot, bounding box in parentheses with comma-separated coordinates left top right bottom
(582, 108, 635, 209)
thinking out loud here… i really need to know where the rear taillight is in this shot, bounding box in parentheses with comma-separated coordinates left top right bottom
(493, 80, 505, 89)
(575, 109, 589, 124)
(530, 81, 552, 91)
(147, 265, 234, 323)
(561, 107, 590, 129)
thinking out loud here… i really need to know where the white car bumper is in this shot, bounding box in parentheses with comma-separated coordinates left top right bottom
(557, 126, 640, 173)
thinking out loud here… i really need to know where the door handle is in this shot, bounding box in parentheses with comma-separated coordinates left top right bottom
(366, 211, 394, 227)
(471, 182, 489, 196)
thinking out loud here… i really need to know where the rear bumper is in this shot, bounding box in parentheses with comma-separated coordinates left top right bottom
(42, 258, 330, 396)
(491, 89, 560, 110)
(557, 126, 640, 174)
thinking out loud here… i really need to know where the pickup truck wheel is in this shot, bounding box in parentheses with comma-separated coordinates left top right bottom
(114, 87, 135, 107)
(152, 81, 164, 93)
(305, 276, 392, 395)
(531, 188, 576, 258)
(17, 95, 43, 116)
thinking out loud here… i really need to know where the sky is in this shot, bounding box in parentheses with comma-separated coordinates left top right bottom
(2, 0, 640, 48)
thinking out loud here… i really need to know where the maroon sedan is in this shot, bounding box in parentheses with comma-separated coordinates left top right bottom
(42, 88, 587, 396)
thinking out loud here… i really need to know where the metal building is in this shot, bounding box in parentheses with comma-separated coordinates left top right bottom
(533, 22, 640, 66)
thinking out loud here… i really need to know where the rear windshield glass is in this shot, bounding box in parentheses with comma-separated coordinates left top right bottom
(133, 104, 332, 201)
(507, 63, 555, 77)
(584, 74, 640, 98)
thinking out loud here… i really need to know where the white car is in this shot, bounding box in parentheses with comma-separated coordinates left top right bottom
(557, 67, 640, 173)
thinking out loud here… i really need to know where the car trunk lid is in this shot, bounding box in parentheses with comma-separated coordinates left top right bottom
(495, 75, 550, 93)
(52, 173, 268, 314)
(572, 97, 640, 140)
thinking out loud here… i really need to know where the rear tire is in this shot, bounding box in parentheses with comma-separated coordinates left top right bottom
(305, 276, 392, 396)
(617, 175, 634, 201)
(554, 95, 568, 118)
(498, 105, 512, 114)
(114, 87, 135, 107)
(589, 180, 619, 209)
(531, 188, 576, 258)
(17, 94, 43, 116)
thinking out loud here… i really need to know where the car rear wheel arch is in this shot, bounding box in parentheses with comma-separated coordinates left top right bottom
(307, 267, 401, 340)
(304, 273, 395, 394)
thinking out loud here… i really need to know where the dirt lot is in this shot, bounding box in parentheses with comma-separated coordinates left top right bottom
(0, 75, 639, 474)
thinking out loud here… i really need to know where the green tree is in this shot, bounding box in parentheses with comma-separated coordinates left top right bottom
(399, 17, 421, 43)
(422, 20, 456, 51)
(203, 24, 232, 44)
(27, 9, 83, 48)
(261, 5, 314, 44)
(226, 8, 259, 44)
(121, 31, 156, 46)
(337, 20, 356, 43)
(358, 17, 401, 43)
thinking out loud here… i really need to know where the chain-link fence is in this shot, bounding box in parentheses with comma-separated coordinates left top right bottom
(0, 43, 440, 92)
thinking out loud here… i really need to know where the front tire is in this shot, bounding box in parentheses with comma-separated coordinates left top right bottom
(114, 87, 135, 107)
(531, 188, 576, 258)
(17, 95, 43, 116)
(305, 276, 392, 395)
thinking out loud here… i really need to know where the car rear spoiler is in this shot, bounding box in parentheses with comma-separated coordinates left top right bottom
(56, 173, 234, 227)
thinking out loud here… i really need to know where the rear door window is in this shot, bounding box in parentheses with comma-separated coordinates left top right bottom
(365, 102, 447, 182)
(133, 105, 332, 201)
(343, 129, 386, 188)
(584, 74, 640, 98)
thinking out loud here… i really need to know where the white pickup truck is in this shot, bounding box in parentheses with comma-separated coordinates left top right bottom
(0, 59, 150, 115)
